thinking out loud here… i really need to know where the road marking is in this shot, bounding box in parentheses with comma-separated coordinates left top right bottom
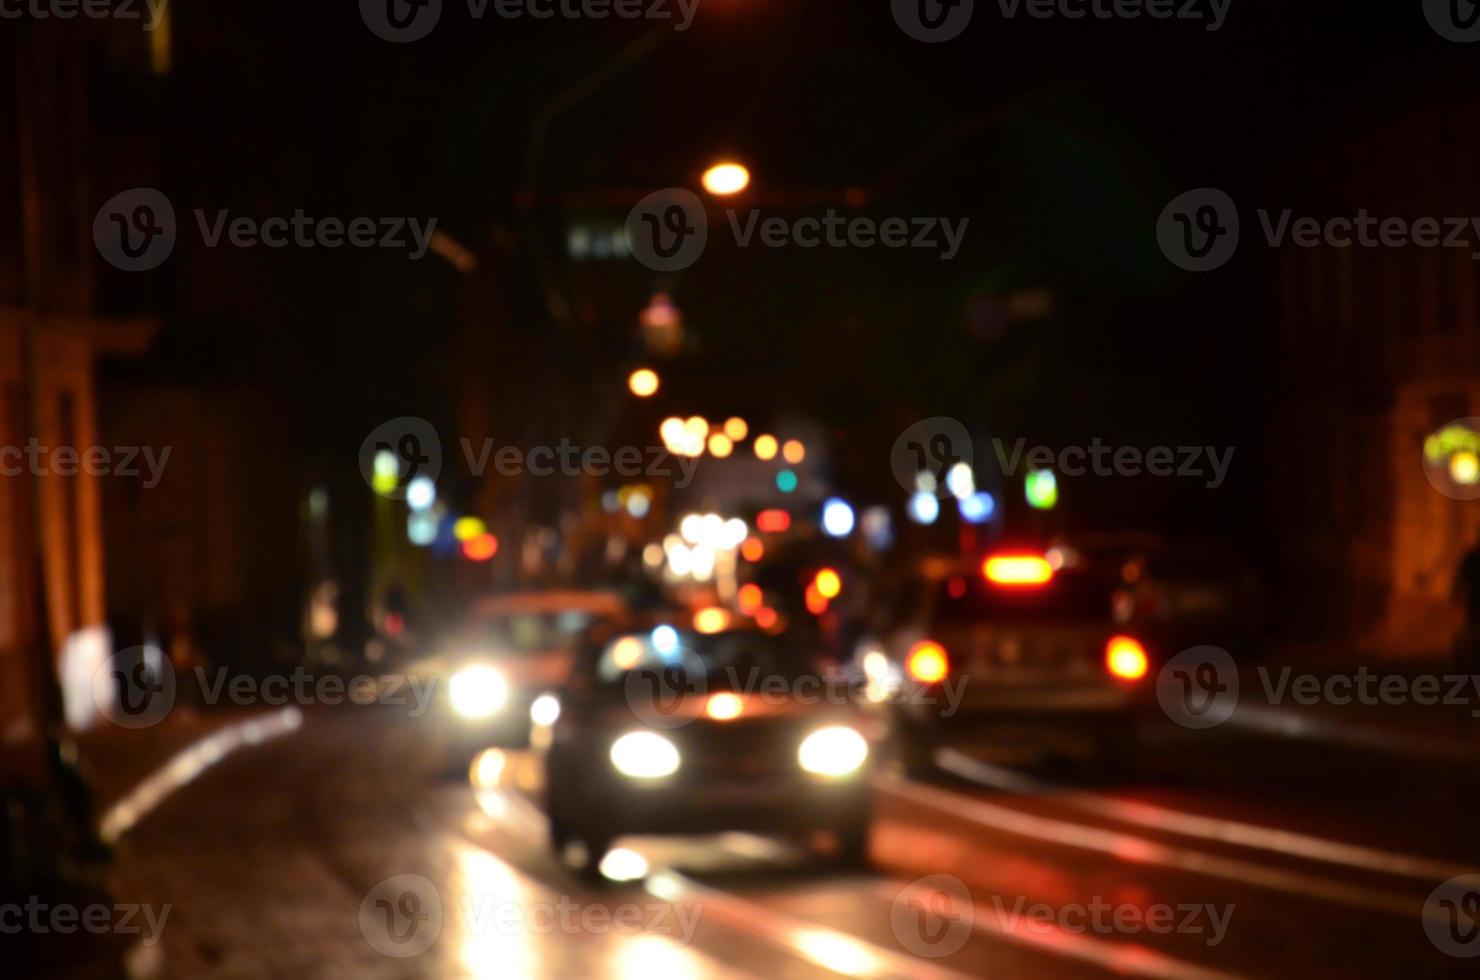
(647, 869, 976, 980)
(878, 774, 1442, 923)
(936, 748, 1476, 882)
(495, 772, 1236, 979)
(483, 775, 977, 979)
(100, 707, 303, 843)
(880, 880, 1242, 980)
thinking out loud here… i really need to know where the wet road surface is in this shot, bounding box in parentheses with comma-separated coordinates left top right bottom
(106, 705, 1480, 978)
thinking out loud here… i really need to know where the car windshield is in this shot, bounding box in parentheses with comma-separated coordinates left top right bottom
(473, 610, 606, 653)
(586, 629, 809, 689)
(933, 571, 1114, 624)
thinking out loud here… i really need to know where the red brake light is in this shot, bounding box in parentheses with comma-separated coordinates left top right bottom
(907, 641, 949, 683)
(1105, 635, 1149, 681)
(983, 554, 1054, 587)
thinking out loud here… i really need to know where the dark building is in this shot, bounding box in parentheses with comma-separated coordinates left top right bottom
(1264, 84, 1480, 654)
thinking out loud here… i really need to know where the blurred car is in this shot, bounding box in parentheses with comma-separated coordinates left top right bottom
(414, 590, 628, 765)
(1108, 543, 1263, 657)
(855, 549, 1154, 772)
(543, 625, 875, 876)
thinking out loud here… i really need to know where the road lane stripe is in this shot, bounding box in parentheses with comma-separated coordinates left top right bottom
(879, 880, 1242, 980)
(878, 774, 1442, 923)
(647, 870, 976, 980)
(499, 776, 1232, 979)
(100, 706, 303, 843)
(419, 799, 766, 980)
(485, 777, 979, 979)
(936, 748, 1476, 882)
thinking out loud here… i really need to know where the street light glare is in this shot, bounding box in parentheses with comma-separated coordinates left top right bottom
(702, 162, 750, 196)
(628, 368, 660, 398)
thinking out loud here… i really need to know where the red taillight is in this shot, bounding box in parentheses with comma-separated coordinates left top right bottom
(1105, 635, 1149, 681)
(907, 640, 949, 683)
(983, 554, 1054, 586)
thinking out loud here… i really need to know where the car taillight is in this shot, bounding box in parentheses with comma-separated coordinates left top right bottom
(982, 554, 1054, 586)
(907, 640, 949, 683)
(1105, 635, 1149, 681)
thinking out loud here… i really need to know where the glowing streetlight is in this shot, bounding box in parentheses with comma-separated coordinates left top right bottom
(754, 434, 778, 461)
(628, 368, 660, 398)
(723, 417, 749, 441)
(702, 162, 750, 196)
(782, 439, 806, 464)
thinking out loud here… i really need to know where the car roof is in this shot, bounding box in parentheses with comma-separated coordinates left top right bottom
(470, 590, 628, 618)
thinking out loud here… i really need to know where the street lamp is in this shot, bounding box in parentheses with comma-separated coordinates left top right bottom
(628, 368, 660, 398)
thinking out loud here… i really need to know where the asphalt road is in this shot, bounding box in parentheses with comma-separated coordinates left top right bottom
(102, 704, 1480, 978)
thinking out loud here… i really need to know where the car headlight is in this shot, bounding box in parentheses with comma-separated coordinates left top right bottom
(449, 665, 508, 719)
(610, 732, 680, 780)
(529, 693, 561, 727)
(798, 726, 869, 777)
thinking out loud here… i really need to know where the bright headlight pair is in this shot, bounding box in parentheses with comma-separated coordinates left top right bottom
(609, 725, 868, 781)
(449, 665, 508, 719)
(798, 726, 869, 777)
